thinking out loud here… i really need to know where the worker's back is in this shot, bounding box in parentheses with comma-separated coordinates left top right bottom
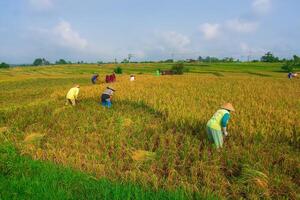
(66, 87, 79, 99)
(207, 109, 229, 130)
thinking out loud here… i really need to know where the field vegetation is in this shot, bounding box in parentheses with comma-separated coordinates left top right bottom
(0, 62, 299, 199)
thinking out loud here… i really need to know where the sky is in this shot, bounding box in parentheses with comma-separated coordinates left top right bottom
(0, 0, 300, 63)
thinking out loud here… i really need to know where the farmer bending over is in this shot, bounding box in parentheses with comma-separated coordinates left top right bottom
(206, 103, 235, 148)
(101, 86, 115, 108)
(65, 84, 80, 106)
(91, 74, 99, 84)
(130, 74, 135, 81)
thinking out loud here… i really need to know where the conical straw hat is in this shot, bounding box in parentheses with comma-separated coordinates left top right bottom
(221, 103, 235, 112)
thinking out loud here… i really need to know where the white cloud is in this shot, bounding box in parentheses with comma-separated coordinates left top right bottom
(160, 31, 190, 49)
(226, 19, 259, 33)
(156, 31, 190, 51)
(29, 0, 53, 10)
(252, 0, 272, 14)
(199, 23, 220, 40)
(53, 21, 88, 50)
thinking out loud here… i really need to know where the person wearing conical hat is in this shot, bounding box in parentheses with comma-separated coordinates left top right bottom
(65, 84, 80, 106)
(101, 86, 115, 108)
(206, 103, 235, 148)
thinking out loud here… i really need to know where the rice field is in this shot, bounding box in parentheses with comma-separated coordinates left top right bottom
(0, 63, 299, 199)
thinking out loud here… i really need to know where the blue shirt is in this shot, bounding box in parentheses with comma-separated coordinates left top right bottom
(91, 75, 98, 83)
(221, 113, 230, 127)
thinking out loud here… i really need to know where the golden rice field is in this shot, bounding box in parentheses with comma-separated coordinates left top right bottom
(0, 64, 299, 199)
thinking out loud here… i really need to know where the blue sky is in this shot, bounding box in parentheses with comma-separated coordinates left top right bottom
(0, 0, 300, 63)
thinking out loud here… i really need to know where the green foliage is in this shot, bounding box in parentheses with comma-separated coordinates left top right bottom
(0, 62, 9, 68)
(261, 52, 279, 62)
(171, 62, 185, 74)
(281, 55, 300, 72)
(33, 58, 50, 66)
(222, 57, 235, 62)
(55, 59, 68, 65)
(121, 59, 129, 63)
(282, 62, 294, 72)
(198, 56, 220, 63)
(114, 66, 123, 74)
(162, 59, 174, 63)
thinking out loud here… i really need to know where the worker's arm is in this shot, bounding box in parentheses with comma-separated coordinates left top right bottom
(221, 113, 230, 136)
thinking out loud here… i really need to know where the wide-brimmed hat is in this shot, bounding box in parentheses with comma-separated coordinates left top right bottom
(74, 84, 80, 88)
(221, 103, 235, 112)
(107, 86, 116, 91)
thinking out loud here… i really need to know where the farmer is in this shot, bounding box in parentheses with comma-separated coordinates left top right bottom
(91, 74, 99, 84)
(288, 72, 293, 79)
(111, 73, 116, 82)
(130, 74, 135, 81)
(105, 75, 110, 83)
(206, 103, 235, 148)
(101, 86, 115, 108)
(65, 84, 80, 106)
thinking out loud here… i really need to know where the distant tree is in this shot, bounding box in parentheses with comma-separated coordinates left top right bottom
(55, 59, 68, 65)
(222, 57, 234, 62)
(97, 61, 104, 64)
(164, 59, 174, 63)
(171, 62, 185, 75)
(198, 56, 203, 62)
(203, 56, 219, 63)
(261, 52, 279, 62)
(121, 59, 129, 63)
(33, 58, 50, 66)
(281, 55, 300, 72)
(0, 62, 9, 68)
(187, 59, 196, 63)
(42, 58, 50, 65)
(293, 55, 300, 63)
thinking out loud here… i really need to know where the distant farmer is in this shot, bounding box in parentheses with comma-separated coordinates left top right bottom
(288, 72, 298, 79)
(112, 73, 116, 82)
(206, 103, 235, 148)
(101, 86, 115, 108)
(91, 74, 99, 84)
(130, 74, 135, 81)
(155, 69, 160, 76)
(105, 75, 110, 83)
(65, 84, 80, 106)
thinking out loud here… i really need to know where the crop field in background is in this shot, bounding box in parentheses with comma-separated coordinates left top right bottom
(0, 63, 299, 199)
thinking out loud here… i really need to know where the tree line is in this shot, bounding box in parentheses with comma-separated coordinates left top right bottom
(0, 52, 299, 72)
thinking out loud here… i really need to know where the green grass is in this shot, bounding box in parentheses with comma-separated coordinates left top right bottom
(0, 143, 216, 200)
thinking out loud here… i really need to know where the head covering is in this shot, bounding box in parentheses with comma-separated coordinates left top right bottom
(74, 84, 80, 88)
(221, 103, 235, 112)
(107, 86, 115, 91)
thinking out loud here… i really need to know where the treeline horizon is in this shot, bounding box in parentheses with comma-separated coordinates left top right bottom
(1, 52, 299, 68)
